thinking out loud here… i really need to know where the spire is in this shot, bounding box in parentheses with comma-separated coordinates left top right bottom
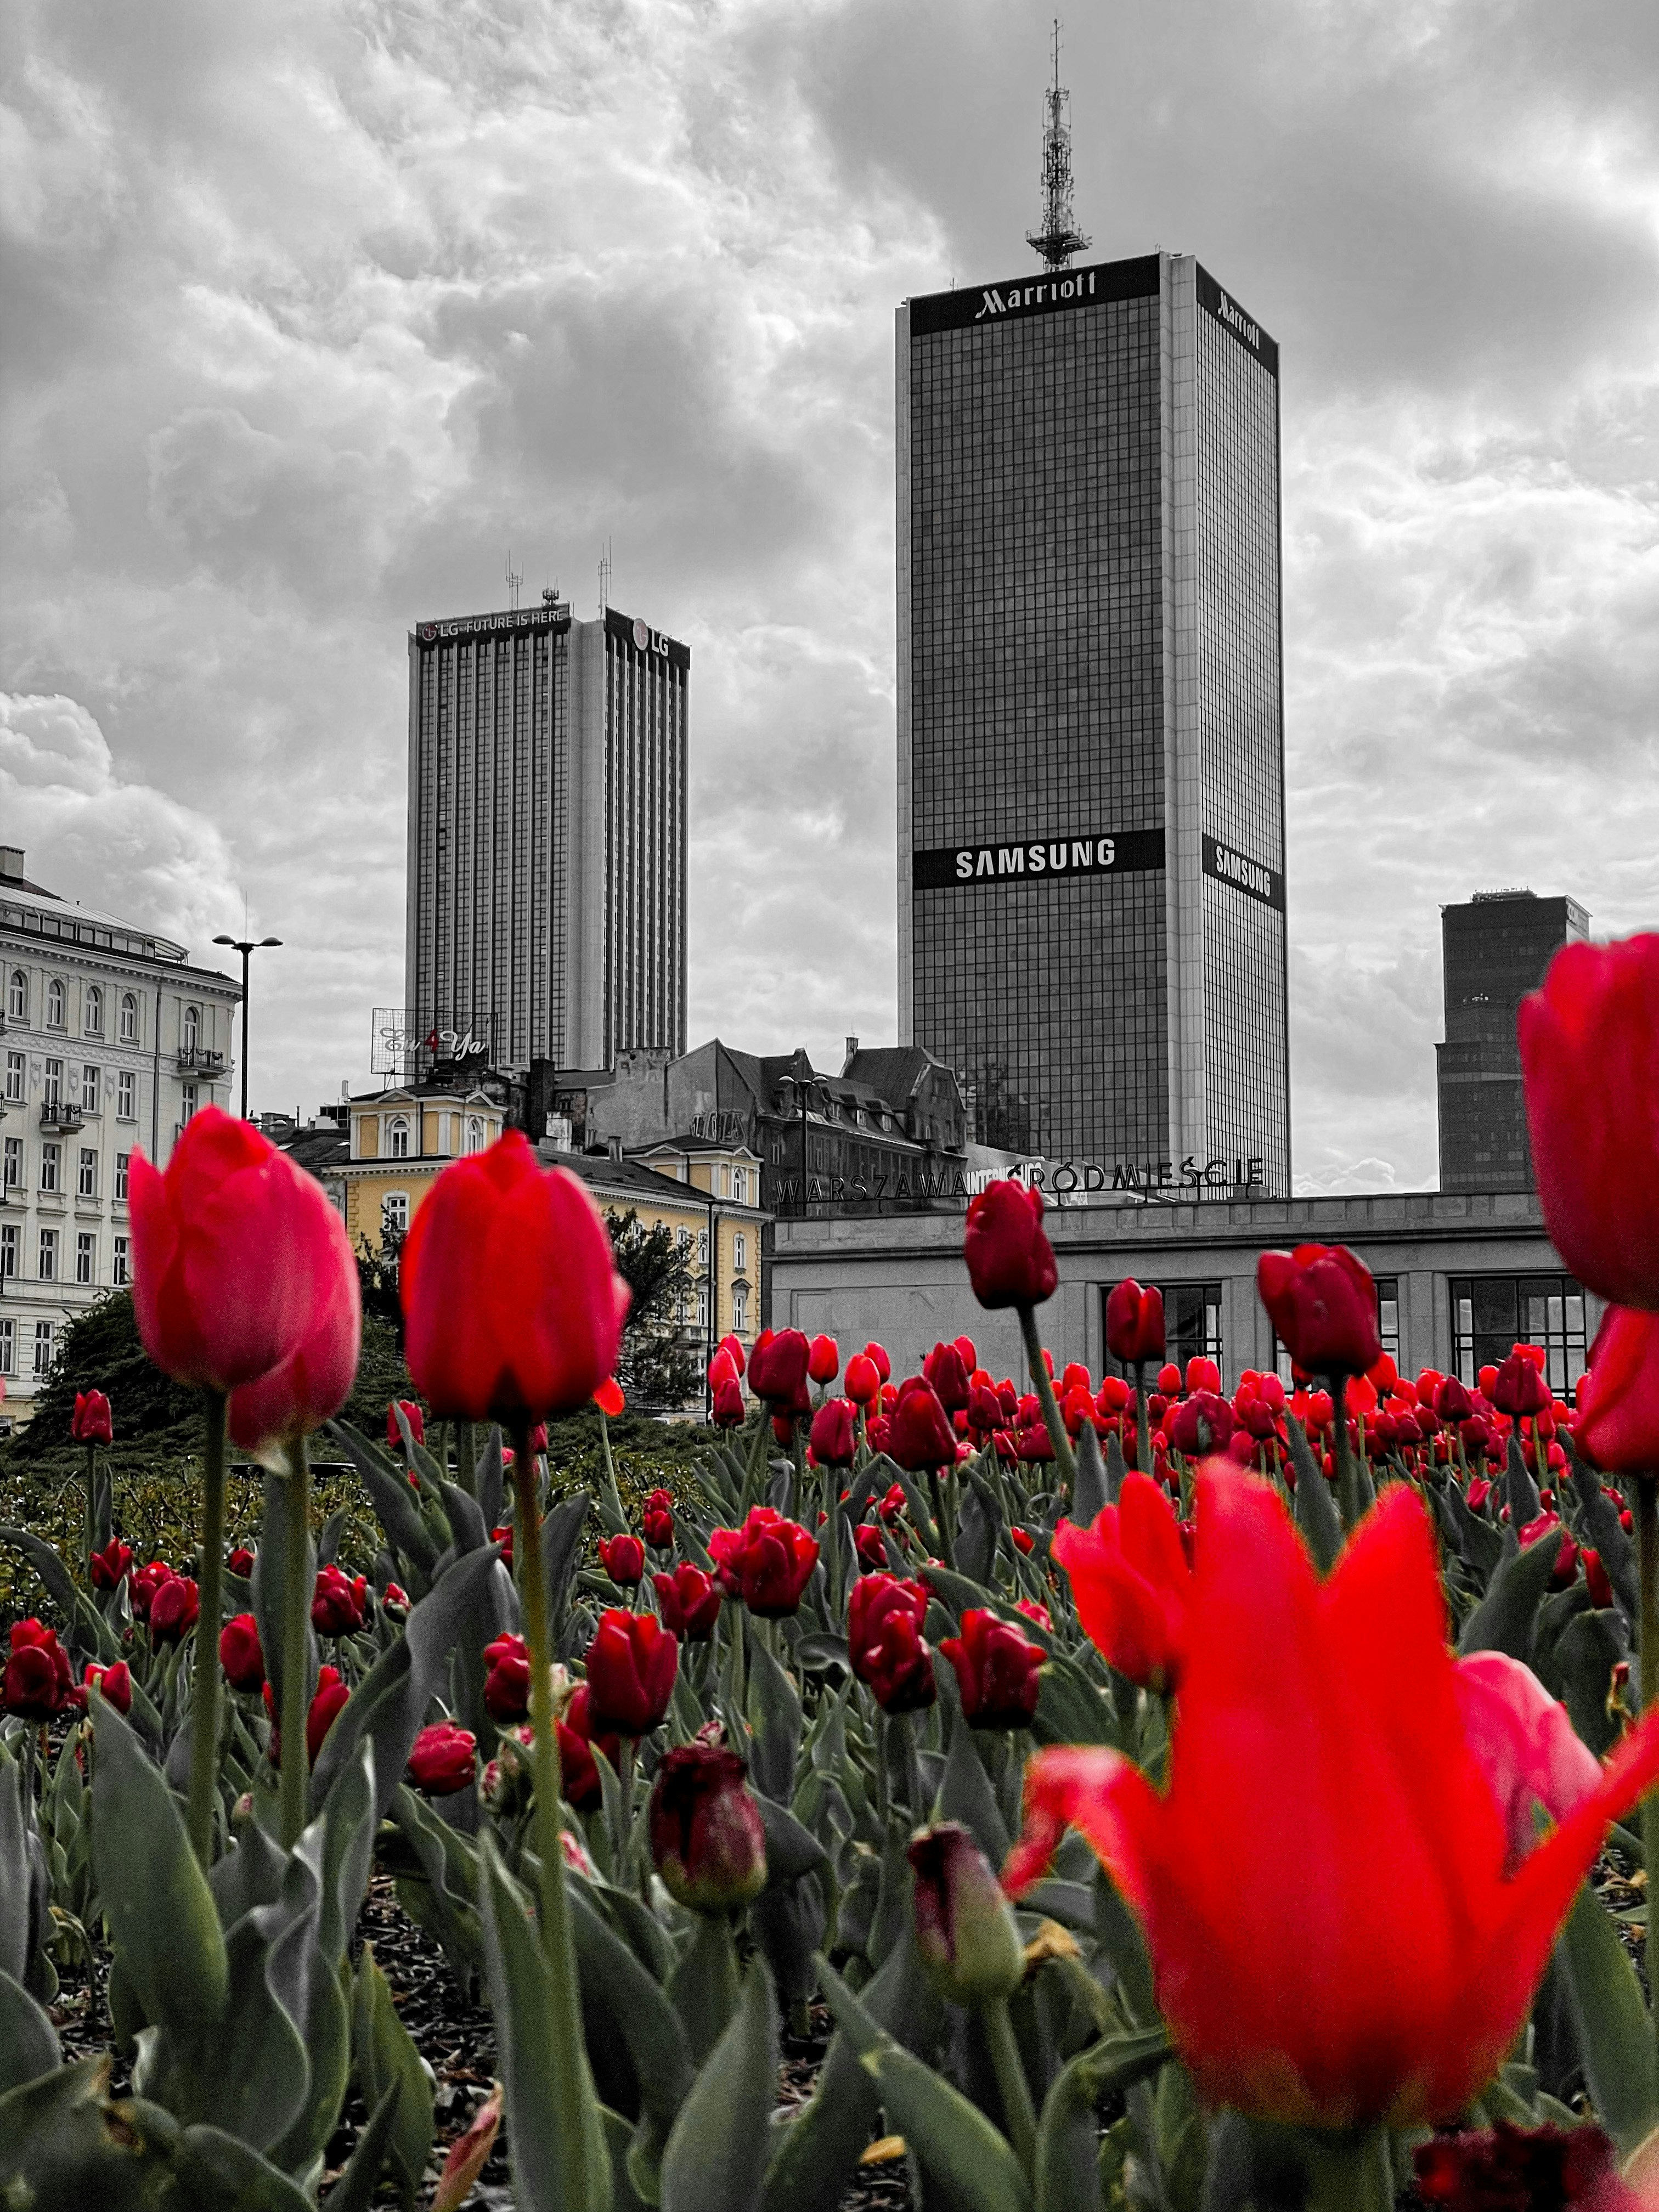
(1025, 18, 1090, 270)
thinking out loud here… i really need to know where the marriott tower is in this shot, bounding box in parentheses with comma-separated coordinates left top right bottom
(895, 252, 1291, 1192)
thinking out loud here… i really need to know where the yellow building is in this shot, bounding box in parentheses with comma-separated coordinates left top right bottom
(325, 1085, 509, 1254)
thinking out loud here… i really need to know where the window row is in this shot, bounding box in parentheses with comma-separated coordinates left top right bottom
(0, 1222, 128, 1289)
(5, 1053, 141, 1118)
(6, 973, 151, 1043)
(0, 1318, 57, 1379)
(3, 1138, 131, 1200)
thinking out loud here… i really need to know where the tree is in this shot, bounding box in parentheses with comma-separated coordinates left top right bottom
(605, 1209, 700, 1409)
(355, 1220, 407, 1347)
(9, 1291, 198, 1456)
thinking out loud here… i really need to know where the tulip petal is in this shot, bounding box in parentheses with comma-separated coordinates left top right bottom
(1005, 1745, 1161, 1918)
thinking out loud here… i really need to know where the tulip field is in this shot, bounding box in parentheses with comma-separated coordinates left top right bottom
(0, 933, 1655, 2211)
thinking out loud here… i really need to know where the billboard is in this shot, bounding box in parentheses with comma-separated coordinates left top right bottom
(371, 1009, 499, 1079)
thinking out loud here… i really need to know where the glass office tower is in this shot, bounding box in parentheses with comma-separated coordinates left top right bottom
(405, 600, 689, 1073)
(896, 251, 1290, 1191)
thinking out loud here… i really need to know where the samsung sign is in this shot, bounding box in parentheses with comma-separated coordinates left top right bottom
(1202, 836, 1284, 912)
(915, 828, 1164, 890)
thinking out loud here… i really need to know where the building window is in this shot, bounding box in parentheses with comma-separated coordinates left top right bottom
(84, 984, 103, 1036)
(33, 1320, 53, 1376)
(115, 1152, 130, 1202)
(382, 1191, 410, 1236)
(113, 1234, 130, 1286)
(180, 1082, 198, 1122)
(77, 1147, 97, 1199)
(732, 1168, 746, 1203)
(1103, 1281, 1224, 1384)
(183, 1004, 200, 1053)
(464, 1115, 484, 1154)
(117, 1070, 136, 1120)
(119, 992, 138, 1043)
(1277, 1275, 1401, 1387)
(42, 1058, 61, 1111)
(3, 1138, 19, 1192)
(697, 1229, 709, 1266)
(733, 1286, 748, 1332)
(6, 970, 25, 1023)
(81, 1063, 99, 1113)
(45, 978, 64, 1029)
(387, 1116, 411, 1159)
(40, 1142, 60, 1195)
(0, 1318, 12, 1375)
(733, 1232, 746, 1271)
(4, 1052, 22, 1103)
(76, 1231, 95, 1284)
(1451, 1274, 1589, 1399)
(697, 1282, 709, 1331)
(0, 1224, 15, 1278)
(39, 1228, 58, 1281)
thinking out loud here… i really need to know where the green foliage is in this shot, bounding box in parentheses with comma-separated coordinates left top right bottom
(605, 1209, 701, 1410)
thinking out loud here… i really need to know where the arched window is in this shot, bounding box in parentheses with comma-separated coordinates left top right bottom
(45, 978, 64, 1029)
(464, 1115, 484, 1155)
(84, 984, 102, 1036)
(387, 1115, 411, 1159)
(733, 1286, 748, 1333)
(119, 992, 138, 1043)
(6, 972, 25, 1023)
(381, 1192, 410, 1237)
(182, 1005, 200, 1054)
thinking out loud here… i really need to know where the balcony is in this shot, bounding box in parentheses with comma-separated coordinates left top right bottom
(176, 1047, 227, 1076)
(40, 1100, 84, 1133)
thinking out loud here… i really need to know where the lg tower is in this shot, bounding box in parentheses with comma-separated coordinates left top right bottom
(896, 251, 1291, 1192)
(405, 596, 688, 1074)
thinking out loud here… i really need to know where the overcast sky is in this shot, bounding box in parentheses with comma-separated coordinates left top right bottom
(3, 0, 1656, 1191)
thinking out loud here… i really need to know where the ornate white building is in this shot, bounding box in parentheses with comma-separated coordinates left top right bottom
(0, 845, 239, 1422)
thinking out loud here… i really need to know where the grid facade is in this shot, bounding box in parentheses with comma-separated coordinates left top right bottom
(406, 603, 688, 1072)
(897, 252, 1289, 1185)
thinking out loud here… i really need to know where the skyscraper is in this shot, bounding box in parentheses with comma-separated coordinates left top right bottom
(404, 596, 689, 1075)
(1437, 890, 1589, 1194)
(895, 249, 1290, 1191)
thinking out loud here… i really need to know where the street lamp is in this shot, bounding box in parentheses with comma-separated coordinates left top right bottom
(212, 934, 283, 1122)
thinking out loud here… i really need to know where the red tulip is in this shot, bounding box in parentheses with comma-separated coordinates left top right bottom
(556, 1714, 604, 1812)
(653, 1563, 721, 1640)
(400, 1131, 629, 1421)
(807, 1333, 840, 1386)
(220, 1612, 266, 1691)
(1256, 1243, 1381, 1378)
(1519, 933, 1659, 1311)
(708, 1506, 819, 1617)
(1415, 2121, 1637, 2210)
(149, 1573, 199, 1645)
(1170, 1392, 1235, 1457)
(877, 1482, 907, 1526)
(1103, 1275, 1165, 1367)
(1491, 1349, 1552, 1419)
(72, 1389, 114, 1446)
(1576, 1306, 1659, 1473)
(387, 1399, 425, 1450)
(1582, 1550, 1615, 1611)
(1453, 1651, 1604, 1876)
(848, 1575, 935, 1711)
(854, 1523, 888, 1572)
(711, 1372, 746, 1427)
(226, 1545, 256, 1577)
(848, 1573, 928, 1672)
(483, 1630, 532, 1723)
(922, 1341, 972, 1413)
(862, 1341, 892, 1384)
(642, 1493, 675, 1549)
(940, 1608, 1044, 1729)
(648, 1742, 769, 1911)
(584, 1609, 678, 1735)
(715, 1331, 747, 1378)
(963, 1179, 1057, 1310)
(3, 1620, 74, 1719)
(382, 1581, 410, 1621)
(311, 1564, 368, 1637)
(129, 1560, 171, 1621)
(89, 1538, 132, 1591)
(1007, 1473, 1659, 2129)
(594, 1377, 625, 1418)
(1016, 1419, 1054, 1463)
(228, 1190, 362, 1463)
(265, 1664, 349, 1768)
(130, 1106, 340, 1393)
(408, 1721, 477, 1797)
(809, 1398, 857, 1468)
(844, 1353, 882, 1406)
(599, 1532, 645, 1589)
(888, 1378, 958, 1472)
(1051, 1475, 1192, 1694)
(84, 1660, 132, 1716)
(748, 1328, 811, 1411)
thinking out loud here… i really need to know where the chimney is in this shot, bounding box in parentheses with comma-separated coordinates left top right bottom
(0, 847, 24, 882)
(843, 1034, 859, 1071)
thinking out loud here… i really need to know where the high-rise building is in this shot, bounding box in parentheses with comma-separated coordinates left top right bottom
(895, 249, 1290, 1191)
(1437, 890, 1589, 1194)
(404, 596, 689, 1075)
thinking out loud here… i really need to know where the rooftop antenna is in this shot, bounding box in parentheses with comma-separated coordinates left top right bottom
(1026, 18, 1090, 270)
(504, 551, 522, 610)
(597, 539, 612, 615)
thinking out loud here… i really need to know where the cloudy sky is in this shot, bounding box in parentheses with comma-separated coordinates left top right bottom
(3, 0, 1656, 1191)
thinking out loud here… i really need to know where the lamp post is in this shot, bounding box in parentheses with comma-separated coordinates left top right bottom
(212, 934, 283, 1122)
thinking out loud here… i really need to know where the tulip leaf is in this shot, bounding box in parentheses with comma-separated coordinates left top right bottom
(318, 2079, 403, 2212)
(1032, 1652, 1119, 1750)
(166, 2121, 317, 2211)
(746, 1629, 804, 1805)
(329, 1419, 441, 1584)
(252, 1466, 319, 1729)
(91, 1701, 228, 2043)
(478, 1426, 506, 1532)
(1439, 1476, 1505, 1583)
(1284, 1420, 1343, 1575)
(1566, 1448, 1639, 1618)
(0, 2059, 145, 2205)
(1457, 1527, 1561, 1660)
(659, 1959, 779, 2212)
(1033, 2024, 1171, 2212)
(351, 1943, 435, 2201)
(566, 1877, 695, 2131)
(1504, 1432, 1543, 1530)
(1072, 1423, 1110, 1530)
(0, 1743, 31, 1990)
(859, 2039, 1031, 2212)
(1104, 1427, 1128, 1505)
(0, 1966, 59, 2094)
(755, 1792, 828, 1885)
(0, 1525, 121, 1662)
(543, 1493, 593, 1629)
(937, 1709, 1012, 1866)
(388, 1785, 485, 1982)
(1560, 1878, 1659, 2154)
(1554, 1611, 1631, 1758)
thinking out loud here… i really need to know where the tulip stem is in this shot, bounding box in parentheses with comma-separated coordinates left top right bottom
(1135, 1371, 1151, 1479)
(512, 1419, 601, 2212)
(279, 1437, 312, 1850)
(185, 1391, 228, 1867)
(457, 1420, 475, 1499)
(1018, 1304, 1075, 1491)
(83, 1442, 97, 1590)
(1638, 1471, 1659, 2078)
(983, 1995, 1037, 2176)
(928, 1471, 957, 1571)
(1329, 1375, 1363, 1531)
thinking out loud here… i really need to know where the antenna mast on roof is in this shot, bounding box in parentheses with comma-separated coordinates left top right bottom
(597, 539, 612, 615)
(505, 551, 522, 610)
(1026, 18, 1090, 270)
